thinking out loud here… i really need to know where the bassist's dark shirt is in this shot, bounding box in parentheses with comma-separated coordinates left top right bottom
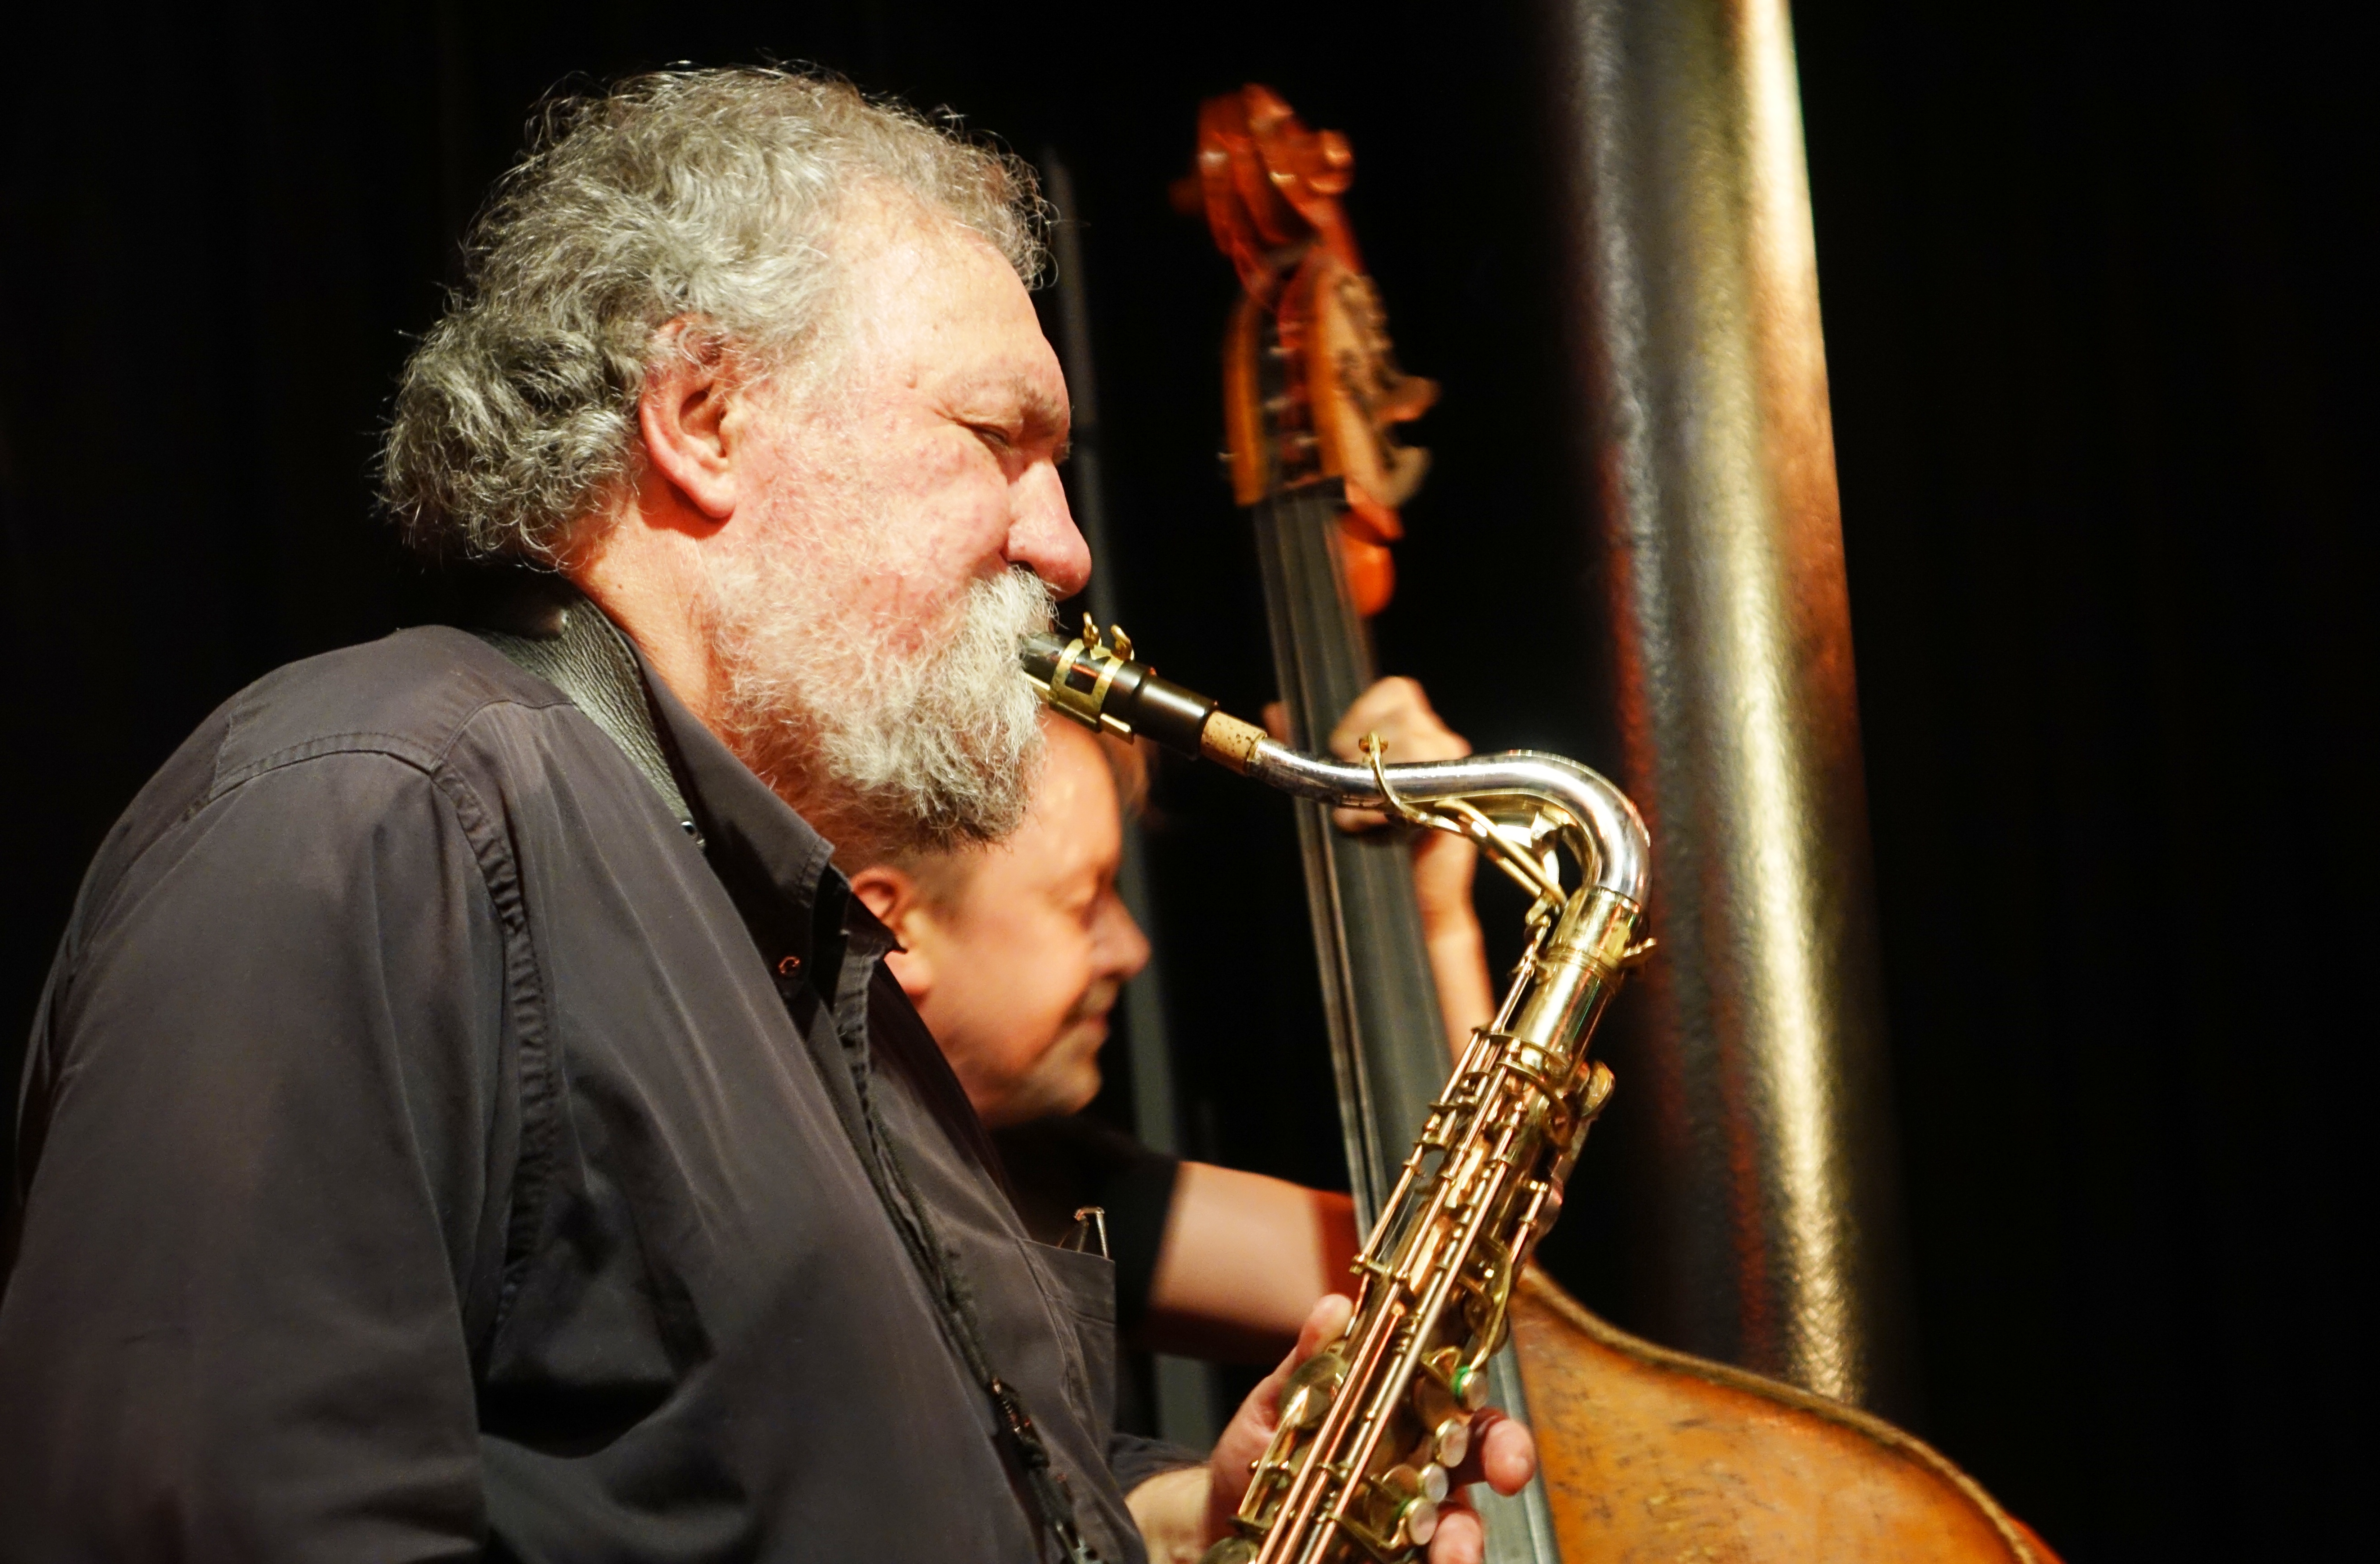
(0, 626, 1187, 1561)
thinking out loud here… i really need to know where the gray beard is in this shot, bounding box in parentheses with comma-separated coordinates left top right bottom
(706, 554, 1054, 862)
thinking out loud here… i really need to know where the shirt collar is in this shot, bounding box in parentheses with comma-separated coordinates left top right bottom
(630, 638, 898, 990)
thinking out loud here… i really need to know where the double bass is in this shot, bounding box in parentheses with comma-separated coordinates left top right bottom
(1177, 85, 2056, 1563)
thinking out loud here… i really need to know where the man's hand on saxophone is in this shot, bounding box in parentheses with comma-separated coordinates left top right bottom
(1226, 1293, 1537, 1564)
(1127, 1288, 1537, 1564)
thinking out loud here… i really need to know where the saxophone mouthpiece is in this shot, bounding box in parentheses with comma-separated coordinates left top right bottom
(1019, 627, 1267, 772)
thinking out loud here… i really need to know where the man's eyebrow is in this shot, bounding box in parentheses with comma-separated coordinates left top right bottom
(947, 368, 1069, 451)
(1019, 382, 1068, 433)
(1019, 381, 1072, 459)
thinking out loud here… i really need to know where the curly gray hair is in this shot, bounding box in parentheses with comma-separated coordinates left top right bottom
(381, 68, 1047, 562)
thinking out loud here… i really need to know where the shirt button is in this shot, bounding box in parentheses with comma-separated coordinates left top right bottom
(776, 954, 802, 977)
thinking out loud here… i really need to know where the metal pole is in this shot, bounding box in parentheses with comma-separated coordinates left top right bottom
(1539, 0, 1916, 1413)
(1040, 152, 1221, 1449)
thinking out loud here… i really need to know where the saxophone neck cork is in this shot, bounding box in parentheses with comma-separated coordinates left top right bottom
(1198, 710, 1267, 774)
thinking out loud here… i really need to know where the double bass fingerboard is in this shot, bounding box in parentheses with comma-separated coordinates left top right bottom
(1250, 485, 1449, 1231)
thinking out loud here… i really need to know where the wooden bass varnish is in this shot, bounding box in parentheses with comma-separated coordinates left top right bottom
(1179, 84, 2058, 1563)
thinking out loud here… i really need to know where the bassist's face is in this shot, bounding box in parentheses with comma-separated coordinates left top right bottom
(874, 721, 1150, 1127)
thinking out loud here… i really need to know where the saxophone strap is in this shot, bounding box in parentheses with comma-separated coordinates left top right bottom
(856, 1075, 1106, 1564)
(469, 579, 700, 839)
(469, 578, 1104, 1564)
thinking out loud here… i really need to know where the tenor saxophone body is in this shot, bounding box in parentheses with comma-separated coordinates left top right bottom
(1023, 625, 1651, 1564)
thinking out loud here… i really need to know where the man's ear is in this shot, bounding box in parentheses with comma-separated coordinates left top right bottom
(637, 320, 745, 523)
(849, 864, 935, 1002)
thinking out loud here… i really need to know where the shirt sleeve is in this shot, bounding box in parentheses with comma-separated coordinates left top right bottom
(0, 750, 509, 1562)
(1107, 1429, 1208, 1495)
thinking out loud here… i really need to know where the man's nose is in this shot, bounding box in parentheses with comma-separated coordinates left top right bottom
(1103, 901, 1152, 982)
(1005, 461, 1091, 598)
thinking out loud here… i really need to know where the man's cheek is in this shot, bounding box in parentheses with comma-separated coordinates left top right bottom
(901, 432, 1004, 510)
(865, 533, 1008, 641)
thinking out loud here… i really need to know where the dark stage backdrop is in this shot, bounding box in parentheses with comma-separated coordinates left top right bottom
(2, 4, 2366, 1557)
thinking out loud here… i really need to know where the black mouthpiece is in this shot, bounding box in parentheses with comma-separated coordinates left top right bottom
(1019, 632, 1220, 757)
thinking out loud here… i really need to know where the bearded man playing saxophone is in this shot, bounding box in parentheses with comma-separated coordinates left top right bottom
(0, 68, 1530, 1563)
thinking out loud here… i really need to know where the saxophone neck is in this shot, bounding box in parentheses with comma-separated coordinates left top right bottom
(1019, 624, 1652, 905)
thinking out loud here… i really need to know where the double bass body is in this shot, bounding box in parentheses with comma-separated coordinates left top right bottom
(1511, 1275, 2053, 1560)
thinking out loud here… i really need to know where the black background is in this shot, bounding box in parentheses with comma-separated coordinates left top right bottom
(2, 3, 2368, 1557)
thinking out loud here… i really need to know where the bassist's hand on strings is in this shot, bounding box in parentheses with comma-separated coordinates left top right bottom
(1264, 678, 1497, 1057)
(1198, 1293, 1537, 1564)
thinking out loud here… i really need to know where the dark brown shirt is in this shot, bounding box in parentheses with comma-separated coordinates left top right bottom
(2, 625, 1186, 1562)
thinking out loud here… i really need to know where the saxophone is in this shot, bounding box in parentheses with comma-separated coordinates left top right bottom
(1022, 622, 1652, 1564)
